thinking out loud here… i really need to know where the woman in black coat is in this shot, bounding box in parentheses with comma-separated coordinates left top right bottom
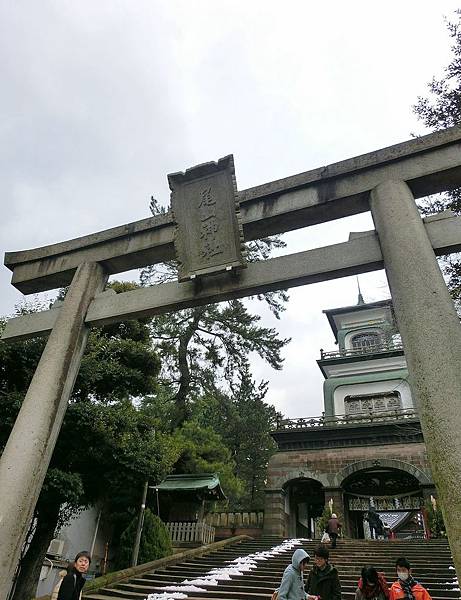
(56, 551, 91, 600)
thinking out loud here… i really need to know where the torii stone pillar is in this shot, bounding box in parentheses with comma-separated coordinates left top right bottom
(370, 180, 461, 571)
(0, 262, 107, 598)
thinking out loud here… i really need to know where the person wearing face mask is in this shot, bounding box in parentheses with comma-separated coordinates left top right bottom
(389, 557, 432, 600)
(305, 545, 342, 600)
(53, 551, 91, 600)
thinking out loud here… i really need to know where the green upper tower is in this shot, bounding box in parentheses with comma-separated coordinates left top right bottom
(317, 296, 411, 418)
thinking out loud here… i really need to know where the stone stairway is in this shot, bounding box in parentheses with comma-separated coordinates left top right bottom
(84, 537, 457, 600)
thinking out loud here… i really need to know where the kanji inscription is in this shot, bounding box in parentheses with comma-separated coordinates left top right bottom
(169, 155, 246, 282)
(198, 186, 222, 259)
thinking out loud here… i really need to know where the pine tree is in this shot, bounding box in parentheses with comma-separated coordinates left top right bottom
(140, 199, 290, 428)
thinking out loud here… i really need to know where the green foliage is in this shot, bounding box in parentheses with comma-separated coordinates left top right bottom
(75, 331, 159, 401)
(192, 369, 279, 509)
(318, 505, 332, 535)
(173, 421, 244, 504)
(0, 289, 169, 513)
(115, 508, 172, 569)
(138, 356, 280, 509)
(0, 317, 46, 398)
(413, 9, 461, 133)
(425, 500, 446, 538)
(145, 301, 289, 427)
(318, 505, 343, 537)
(141, 373, 278, 509)
(53, 399, 179, 503)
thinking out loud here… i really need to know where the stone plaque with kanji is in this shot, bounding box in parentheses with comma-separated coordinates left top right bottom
(169, 154, 246, 282)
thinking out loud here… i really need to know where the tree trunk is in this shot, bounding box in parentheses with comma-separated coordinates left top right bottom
(172, 308, 204, 428)
(12, 503, 60, 600)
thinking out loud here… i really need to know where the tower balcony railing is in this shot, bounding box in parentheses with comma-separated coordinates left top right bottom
(275, 407, 418, 430)
(320, 340, 403, 360)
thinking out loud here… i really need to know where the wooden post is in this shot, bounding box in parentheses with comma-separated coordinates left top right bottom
(131, 480, 149, 567)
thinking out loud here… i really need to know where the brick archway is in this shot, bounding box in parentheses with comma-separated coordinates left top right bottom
(282, 476, 325, 538)
(269, 468, 330, 490)
(337, 458, 431, 539)
(337, 458, 432, 487)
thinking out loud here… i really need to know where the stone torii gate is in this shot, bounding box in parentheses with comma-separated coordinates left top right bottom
(2, 128, 461, 593)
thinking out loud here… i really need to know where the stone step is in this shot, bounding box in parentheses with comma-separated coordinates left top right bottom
(175, 554, 454, 565)
(84, 592, 460, 600)
(89, 589, 270, 600)
(156, 562, 455, 575)
(84, 537, 456, 600)
(88, 582, 461, 597)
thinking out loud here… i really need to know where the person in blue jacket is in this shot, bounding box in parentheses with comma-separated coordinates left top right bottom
(278, 548, 311, 600)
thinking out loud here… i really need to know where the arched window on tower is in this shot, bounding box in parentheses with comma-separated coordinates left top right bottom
(351, 332, 381, 352)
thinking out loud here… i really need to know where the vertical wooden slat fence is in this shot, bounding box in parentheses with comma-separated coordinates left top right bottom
(166, 522, 215, 544)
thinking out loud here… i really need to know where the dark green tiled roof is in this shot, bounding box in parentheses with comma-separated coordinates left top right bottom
(156, 473, 226, 499)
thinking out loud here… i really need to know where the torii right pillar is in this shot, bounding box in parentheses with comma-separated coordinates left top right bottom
(370, 180, 461, 570)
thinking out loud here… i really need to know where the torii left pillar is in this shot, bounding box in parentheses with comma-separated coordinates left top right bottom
(0, 262, 107, 598)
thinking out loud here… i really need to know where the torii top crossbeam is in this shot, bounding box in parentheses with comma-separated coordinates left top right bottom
(5, 125, 461, 294)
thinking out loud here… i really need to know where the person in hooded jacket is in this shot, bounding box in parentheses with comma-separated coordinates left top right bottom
(55, 551, 91, 600)
(305, 545, 342, 600)
(277, 548, 311, 600)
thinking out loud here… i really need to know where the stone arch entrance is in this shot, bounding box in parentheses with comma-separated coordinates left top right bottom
(338, 458, 432, 486)
(283, 477, 324, 538)
(339, 460, 427, 539)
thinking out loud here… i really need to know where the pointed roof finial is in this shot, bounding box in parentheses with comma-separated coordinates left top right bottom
(357, 277, 365, 305)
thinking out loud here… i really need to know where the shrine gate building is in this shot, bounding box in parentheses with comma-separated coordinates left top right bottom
(264, 295, 435, 539)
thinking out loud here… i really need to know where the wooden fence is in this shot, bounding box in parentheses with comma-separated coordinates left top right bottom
(165, 521, 215, 545)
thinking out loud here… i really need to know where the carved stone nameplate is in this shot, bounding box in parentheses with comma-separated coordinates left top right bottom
(169, 155, 246, 282)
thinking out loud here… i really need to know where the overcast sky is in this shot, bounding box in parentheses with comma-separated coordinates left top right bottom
(1, 0, 459, 417)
